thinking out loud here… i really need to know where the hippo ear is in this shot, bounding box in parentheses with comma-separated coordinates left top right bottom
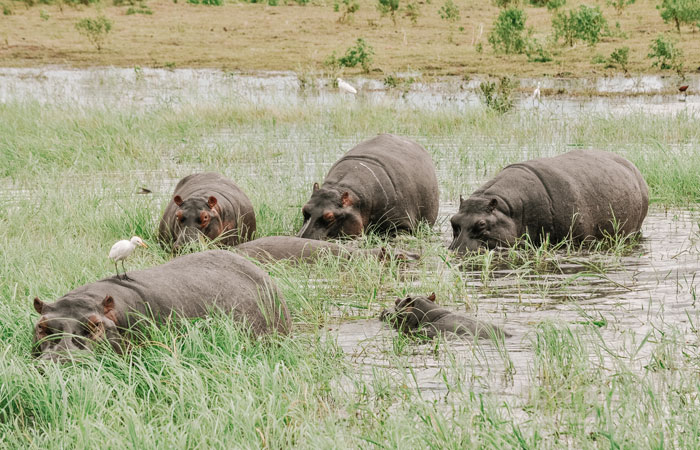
(207, 196, 218, 209)
(395, 297, 402, 306)
(312, 182, 320, 192)
(174, 195, 183, 206)
(428, 292, 436, 302)
(33, 297, 46, 314)
(341, 191, 353, 208)
(459, 195, 465, 208)
(487, 198, 498, 213)
(102, 295, 115, 315)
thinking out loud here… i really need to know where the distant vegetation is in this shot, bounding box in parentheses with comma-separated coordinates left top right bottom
(75, 15, 112, 51)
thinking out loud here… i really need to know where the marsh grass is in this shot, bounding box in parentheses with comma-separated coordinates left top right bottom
(1, 98, 700, 447)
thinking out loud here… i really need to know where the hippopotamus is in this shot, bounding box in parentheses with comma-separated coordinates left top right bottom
(297, 134, 439, 240)
(159, 172, 256, 251)
(32, 250, 291, 362)
(380, 294, 509, 340)
(449, 150, 649, 253)
(233, 236, 419, 264)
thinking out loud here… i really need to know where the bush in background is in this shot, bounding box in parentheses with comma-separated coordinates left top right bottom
(488, 8, 530, 54)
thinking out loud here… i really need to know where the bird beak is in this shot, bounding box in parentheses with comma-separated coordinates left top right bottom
(140, 242, 148, 248)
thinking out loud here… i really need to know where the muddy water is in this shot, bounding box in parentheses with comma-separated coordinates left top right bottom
(332, 208, 699, 399)
(1, 67, 699, 115)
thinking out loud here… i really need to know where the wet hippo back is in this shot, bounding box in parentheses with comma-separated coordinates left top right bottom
(234, 236, 349, 263)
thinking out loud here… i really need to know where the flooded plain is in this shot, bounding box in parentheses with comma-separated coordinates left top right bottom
(2, 67, 699, 424)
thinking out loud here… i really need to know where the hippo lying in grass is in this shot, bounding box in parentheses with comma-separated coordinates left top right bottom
(380, 293, 509, 340)
(159, 172, 256, 251)
(32, 250, 291, 362)
(449, 150, 649, 254)
(234, 236, 419, 264)
(298, 134, 439, 240)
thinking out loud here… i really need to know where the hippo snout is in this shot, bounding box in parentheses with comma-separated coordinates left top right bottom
(173, 227, 206, 251)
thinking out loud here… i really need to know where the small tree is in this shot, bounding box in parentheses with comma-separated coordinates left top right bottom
(492, 0, 519, 7)
(403, 1, 419, 24)
(607, 0, 635, 15)
(529, 0, 565, 10)
(326, 38, 375, 73)
(377, 0, 400, 24)
(478, 76, 518, 114)
(607, 46, 629, 72)
(552, 5, 607, 46)
(75, 16, 112, 51)
(488, 7, 529, 54)
(648, 34, 683, 71)
(439, 0, 460, 22)
(657, 0, 700, 33)
(335, 0, 360, 24)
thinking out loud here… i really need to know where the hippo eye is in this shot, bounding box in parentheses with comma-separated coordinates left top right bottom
(452, 223, 460, 236)
(302, 209, 310, 221)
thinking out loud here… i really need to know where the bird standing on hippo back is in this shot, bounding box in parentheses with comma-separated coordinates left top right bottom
(449, 149, 649, 254)
(297, 134, 439, 240)
(159, 172, 257, 251)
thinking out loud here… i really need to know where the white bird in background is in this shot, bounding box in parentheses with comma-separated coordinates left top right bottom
(337, 78, 358, 95)
(109, 236, 147, 281)
(532, 82, 541, 106)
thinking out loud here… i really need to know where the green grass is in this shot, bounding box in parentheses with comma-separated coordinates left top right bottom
(1, 98, 699, 447)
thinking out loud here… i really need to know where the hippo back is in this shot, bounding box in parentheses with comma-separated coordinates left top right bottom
(61, 250, 291, 336)
(234, 236, 347, 263)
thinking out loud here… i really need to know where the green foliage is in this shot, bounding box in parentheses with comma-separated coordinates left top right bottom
(377, 0, 400, 24)
(526, 38, 553, 62)
(75, 16, 112, 52)
(439, 0, 459, 22)
(326, 38, 374, 73)
(648, 34, 683, 71)
(478, 76, 518, 113)
(529, 0, 565, 9)
(552, 5, 608, 46)
(2, 3, 11, 14)
(492, 0, 519, 7)
(607, 46, 629, 71)
(607, 0, 635, 15)
(39, 9, 49, 19)
(187, 0, 222, 5)
(335, 0, 360, 24)
(403, 0, 419, 23)
(488, 7, 530, 54)
(657, 0, 700, 33)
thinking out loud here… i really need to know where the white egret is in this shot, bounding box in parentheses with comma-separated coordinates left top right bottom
(531, 82, 541, 106)
(337, 78, 357, 95)
(109, 236, 147, 280)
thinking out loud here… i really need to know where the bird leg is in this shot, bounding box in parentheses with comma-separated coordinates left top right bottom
(114, 261, 122, 280)
(121, 260, 132, 281)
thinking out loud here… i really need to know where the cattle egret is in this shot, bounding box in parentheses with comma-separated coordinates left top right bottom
(109, 236, 147, 280)
(337, 78, 357, 95)
(531, 82, 541, 106)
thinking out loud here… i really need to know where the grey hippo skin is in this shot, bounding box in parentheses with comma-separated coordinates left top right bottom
(32, 250, 291, 362)
(380, 294, 510, 340)
(449, 150, 649, 253)
(234, 236, 420, 264)
(159, 172, 256, 251)
(297, 134, 439, 240)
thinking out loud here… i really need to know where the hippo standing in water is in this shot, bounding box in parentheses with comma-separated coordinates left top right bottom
(159, 173, 256, 251)
(32, 250, 291, 362)
(449, 150, 649, 253)
(380, 294, 509, 340)
(297, 134, 439, 240)
(234, 236, 419, 264)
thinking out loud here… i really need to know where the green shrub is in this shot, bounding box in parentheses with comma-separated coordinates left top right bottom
(657, 0, 700, 33)
(403, 0, 419, 24)
(478, 76, 518, 113)
(377, 0, 400, 24)
(552, 5, 608, 46)
(526, 38, 553, 62)
(492, 0, 519, 7)
(488, 7, 530, 54)
(187, 0, 223, 5)
(648, 34, 683, 71)
(326, 38, 374, 73)
(439, 0, 459, 22)
(2, 3, 11, 14)
(529, 0, 565, 9)
(607, 0, 635, 15)
(335, 0, 359, 23)
(607, 46, 629, 71)
(75, 16, 112, 51)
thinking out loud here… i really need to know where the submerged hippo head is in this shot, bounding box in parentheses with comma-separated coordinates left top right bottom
(381, 293, 437, 334)
(32, 295, 122, 363)
(297, 184, 364, 241)
(172, 195, 225, 251)
(448, 196, 518, 254)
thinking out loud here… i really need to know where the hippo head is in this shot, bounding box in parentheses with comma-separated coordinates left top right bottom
(382, 293, 437, 332)
(172, 195, 224, 251)
(297, 184, 364, 240)
(448, 196, 518, 254)
(32, 295, 123, 363)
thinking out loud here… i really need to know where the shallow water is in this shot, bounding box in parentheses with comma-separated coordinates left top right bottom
(333, 208, 699, 400)
(1, 67, 699, 115)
